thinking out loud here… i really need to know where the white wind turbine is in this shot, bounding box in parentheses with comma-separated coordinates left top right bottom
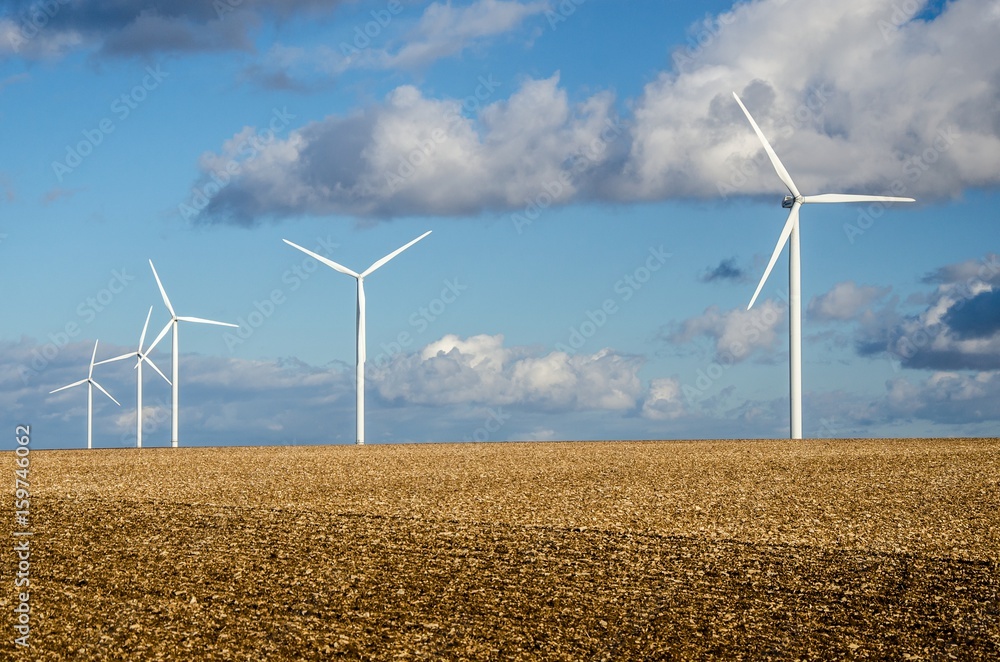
(282, 231, 432, 445)
(94, 307, 171, 448)
(50, 340, 121, 449)
(146, 260, 238, 448)
(732, 91, 915, 439)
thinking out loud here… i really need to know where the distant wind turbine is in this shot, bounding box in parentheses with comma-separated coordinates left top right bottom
(50, 340, 121, 449)
(95, 307, 171, 448)
(282, 231, 432, 445)
(732, 91, 915, 439)
(146, 260, 238, 448)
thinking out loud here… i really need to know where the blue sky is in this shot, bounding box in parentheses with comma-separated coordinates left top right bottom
(2, 0, 998, 449)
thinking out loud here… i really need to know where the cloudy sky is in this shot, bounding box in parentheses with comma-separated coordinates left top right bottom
(2, 0, 998, 449)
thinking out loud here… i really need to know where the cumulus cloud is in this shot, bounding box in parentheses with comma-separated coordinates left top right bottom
(184, 0, 1000, 224)
(189, 74, 623, 224)
(669, 299, 786, 364)
(641, 378, 687, 421)
(371, 333, 644, 411)
(808, 281, 891, 321)
(855, 253, 1000, 370)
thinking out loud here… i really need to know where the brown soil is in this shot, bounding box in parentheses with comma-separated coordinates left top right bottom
(3, 438, 999, 660)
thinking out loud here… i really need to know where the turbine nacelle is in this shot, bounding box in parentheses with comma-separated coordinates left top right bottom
(782, 195, 797, 209)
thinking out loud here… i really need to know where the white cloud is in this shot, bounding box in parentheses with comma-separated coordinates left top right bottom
(641, 378, 687, 421)
(855, 253, 1000, 370)
(670, 300, 786, 363)
(192, 0, 1000, 224)
(373, 333, 644, 411)
(376, 0, 550, 70)
(808, 281, 891, 321)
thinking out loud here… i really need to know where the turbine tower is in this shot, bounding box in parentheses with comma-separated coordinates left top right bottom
(95, 307, 171, 448)
(732, 91, 914, 439)
(50, 340, 121, 449)
(282, 231, 432, 445)
(147, 260, 238, 448)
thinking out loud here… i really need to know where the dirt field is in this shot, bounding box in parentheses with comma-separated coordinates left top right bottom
(3, 438, 998, 660)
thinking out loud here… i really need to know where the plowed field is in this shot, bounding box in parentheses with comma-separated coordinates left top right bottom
(4, 438, 999, 659)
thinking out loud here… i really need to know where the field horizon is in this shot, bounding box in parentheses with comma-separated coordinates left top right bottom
(4, 437, 998, 659)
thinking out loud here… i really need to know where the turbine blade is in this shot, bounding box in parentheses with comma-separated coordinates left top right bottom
(732, 92, 801, 198)
(283, 239, 359, 278)
(141, 353, 171, 384)
(802, 193, 916, 204)
(138, 306, 154, 349)
(748, 202, 800, 310)
(148, 260, 176, 317)
(361, 231, 432, 277)
(177, 316, 238, 328)
(94, 352, 137, 366)
(88, 340, 99, 378)
(50, 379, 88, 394)
(147, 321, 173, 354)
(91, 380, 122, 406)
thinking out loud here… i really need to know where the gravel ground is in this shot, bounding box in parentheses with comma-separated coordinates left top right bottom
(3, 438, 998, 660)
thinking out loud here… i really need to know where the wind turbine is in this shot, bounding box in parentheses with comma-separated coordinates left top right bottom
(94, 307, 171, 448)
(732, 91, 914, 439)
(282, 231, 432, 445)
(50, 340, 121, 449)
(146, 260, 238, 448)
